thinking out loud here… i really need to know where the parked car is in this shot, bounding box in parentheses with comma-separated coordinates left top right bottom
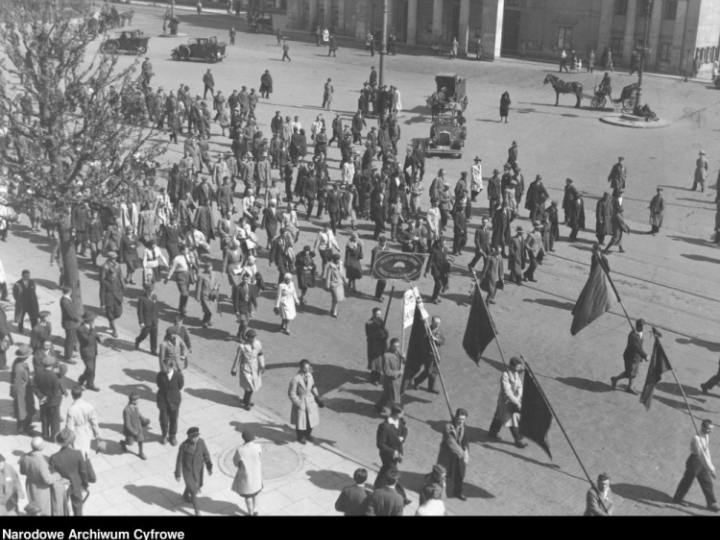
(100, 30, 149, 55)
(424, 110, 467, 159)
(171, 36, 227, 63)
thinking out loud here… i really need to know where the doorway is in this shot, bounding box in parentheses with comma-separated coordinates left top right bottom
(501, 8, 520, 54)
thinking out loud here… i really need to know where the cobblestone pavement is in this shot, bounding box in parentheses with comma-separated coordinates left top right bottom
(2, 4, 720, 515)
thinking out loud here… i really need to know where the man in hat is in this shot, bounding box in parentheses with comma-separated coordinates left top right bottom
(77, 312, 100, 392)
(18, 438, 61, 516)
(33, 351, 65, 441)
(562, 178, 579, 225)
(693, 151, 708, 192)
(608, 157, 627, 191)
(373, 402, 411, 506)
(0, 452, 25, 515)
(121, 393, 149, 460)
(141, 57, 153, 86)
(508, 141, 518, 172)
(233, 272, 258, 340)
(157, 358, 184, 446)
(523, 222, 543, 282)
(329, 113, 343, 147)
(365, 307, 388, 386)
(196, 262, 219, 329)
(604, 206, 630, 254)
(487, 169, 502, 213)
(525, 174, 549, 223)
(611, 319, 648, 394)
(508, 226, 527, 285)
(429, 169, 445, 202)
(13, 270, 39, 334)
(649, 187, 665, 235)
(30, 310, 53, 354)
(135, 284, 160, 355)
(50, 428, 88, 516)
(59, 286, 80, 364)
(471, 157, 483, 202)
(175, 426, 212, 516)
(65, 386, 100, 462)
(595, 192, 613, 245)
(11, 344, 35, 435)
(491, 202, 513, 258)
(322, 78, 334, 110)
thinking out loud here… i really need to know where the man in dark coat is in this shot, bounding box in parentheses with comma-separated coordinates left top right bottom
(491, 202, 513, 258)
(326, 185, 340, 234)
(335, 468, 371, 515)
(135, 284, 160, 355)
(562, 178, 579, 224)
(508, 226, 527, 285)
(507, 141, 518, 171)
(437, 408, 470, 500)
(611, 319, 648, 395)
(608, 156, 627, 191)
(59, 287, 80, 363)
(366, 469, 404, 516)
(452, 205, 468, 256)
(49, 428, 88, 516)
(261, 200, 279, 249)
(525, 174, 549, 223)
(11, 345, 35, 434)
(568, 193, 585, 241)
(174, 426, 212, 516)
(468, 216, 491, 272)
(424, 239, 449, 304)
(604, 207, 630, 254)
(409, 316, 444, 394)
(649, 187, 665, 235)
(595, 192, 613, 245)
(365, 307, 388, 386)
(158, 359, 184, 445)
(77, 312, 100, 392)
(259, 70, 273, 99)
(351, 110, 366, 145)
(486, 169, 502, 213)
(33, 355, 64, 442)
(13, 270, 39, 334)
(373, 403, 410, 506)
(233, 273, 258, 340)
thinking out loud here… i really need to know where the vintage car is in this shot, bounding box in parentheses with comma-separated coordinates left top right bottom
(425, 110, 467, 158)
(427, 72, 468, 114)
(247, 13, 273, 34)
(100, 30, 149, 54)
(171, 36, 227, 63)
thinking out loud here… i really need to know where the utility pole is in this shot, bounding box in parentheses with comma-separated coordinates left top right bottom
(637, 0, 653, 107)
(171, 0, 175, 19)
(378, 0, 388, 87)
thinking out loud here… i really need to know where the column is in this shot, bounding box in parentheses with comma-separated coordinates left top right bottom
(337, 0, 345, 34)
(622, 0, 638, 61)
(458, 0, 470, 55)
(481, 0, 504, 60)
(597, 0, 614, 53)
(323, 0, 331, 26)
(309, 0, 317, 29)
(432, 0, 443, 38)
(647, 0, 662, 66)
(406, 0, 417, 44)
(670, 0, 688, 72)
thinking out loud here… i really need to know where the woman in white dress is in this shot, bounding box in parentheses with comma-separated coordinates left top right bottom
(231, 430, 263, 516)
(323, 253, 346, 318)
(230, 329, 265, 410)
(281, 203, 299, 243)
(275, 273, 300, 334)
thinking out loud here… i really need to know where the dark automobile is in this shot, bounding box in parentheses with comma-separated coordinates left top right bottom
(171, 36, 227, 63)
(100, 30, 149, 54)
(248, 13, 273, 34)
(425, 110, 467, 158)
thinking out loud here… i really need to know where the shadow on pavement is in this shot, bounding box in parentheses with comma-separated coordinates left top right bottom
(653, 394, 710, 414)
(323, 397, 380, 419)
(667, 235, 714, 248)
(554, 376, 611, 393)
(109, 383, 156, 402)
(481, 443, 587, 483)
(676, 336, 720, 353)
(655, 381, 704, 400)
(305, 469, 351, 491)
(125, 484, 182, 515)
(610, 482, 673, 506)
(123, 368, 157, 384)
(681, 253, 720, 265)
(523, 298, 575, 311)
(185, 387, 238, 408)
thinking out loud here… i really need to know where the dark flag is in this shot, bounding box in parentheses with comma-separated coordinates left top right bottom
(401, 306, 431, 387)
(462, 284, 497, 364)
(639, 339, 672, 411)
(519, 366, 553, 460)
(570, 264, 619, 336)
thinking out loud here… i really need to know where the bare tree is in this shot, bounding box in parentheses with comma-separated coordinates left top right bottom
(0, 0, 167, 311)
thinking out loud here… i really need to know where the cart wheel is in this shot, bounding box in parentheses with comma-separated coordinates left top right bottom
(171, 51, 180, 61)
(138, 45, 147, 54)
(599, 96, 607, 108)
(591, 97, 600, 108)
(622, 98, 633, 112)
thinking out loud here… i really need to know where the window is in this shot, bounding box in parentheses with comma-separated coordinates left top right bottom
(611, 37, 623, 56)
(660, 42, 671, 61)
(664, 0, 677, 20)
(638, 0, 650, 18)
(557, 26, 573, 50)
(614, 0, 628, 16)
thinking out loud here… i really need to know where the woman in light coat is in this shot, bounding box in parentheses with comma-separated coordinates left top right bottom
(288, 359, 322, 444)
(488, 357, 527, 448)
(275, 273, 300, 334)
(231, 430, 263, 515)
(323, 252, 346, 318)
(231, 330, 265, 410)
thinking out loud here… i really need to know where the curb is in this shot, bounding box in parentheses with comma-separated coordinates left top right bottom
(599, 114, 670, 129)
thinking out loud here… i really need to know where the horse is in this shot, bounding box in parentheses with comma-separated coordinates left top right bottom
(543, 74, 583, 108)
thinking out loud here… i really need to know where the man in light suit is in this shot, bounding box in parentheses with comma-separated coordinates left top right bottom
(584, 472, 614, 516)
(611, 319, 648, 395)
(59, 287, 80, 363)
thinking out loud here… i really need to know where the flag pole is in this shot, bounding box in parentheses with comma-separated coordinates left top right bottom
(412, 288, 454, 420)
(522, 358, 608, 514)
(471, 270, 507, 371)
(598, 262, 635, 333)
(383, 281, 396, 327)
(655, 334, 700, 436)
(400, 285, 406, 355)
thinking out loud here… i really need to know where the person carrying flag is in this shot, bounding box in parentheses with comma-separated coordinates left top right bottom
(610, 319, 648, 395)
(487, 357, 527, 448)
(672, 419, 719, 512)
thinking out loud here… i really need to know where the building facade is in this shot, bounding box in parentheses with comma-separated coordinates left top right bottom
(285, 0, 720, 74)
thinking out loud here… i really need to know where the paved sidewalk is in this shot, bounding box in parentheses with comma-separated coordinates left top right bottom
(0, 280, 420, 516)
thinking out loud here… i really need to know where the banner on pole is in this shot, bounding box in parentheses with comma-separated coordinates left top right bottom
(403, 289, 416, 329)
(371, 252, 427, 281)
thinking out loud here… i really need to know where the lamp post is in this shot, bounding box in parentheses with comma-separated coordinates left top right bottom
(171, 0, 175, 19)
(637, 0, 653, 107)
(378, 0, 388, 87)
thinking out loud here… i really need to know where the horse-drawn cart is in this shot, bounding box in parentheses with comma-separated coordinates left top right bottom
(590, 82, 639, 112)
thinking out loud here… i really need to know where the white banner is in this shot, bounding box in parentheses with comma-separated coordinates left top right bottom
(403, 289, 416, 329)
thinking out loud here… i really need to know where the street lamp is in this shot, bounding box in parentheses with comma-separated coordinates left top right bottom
(637, 0, 653, 108)
(378, 0, 387, 87)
